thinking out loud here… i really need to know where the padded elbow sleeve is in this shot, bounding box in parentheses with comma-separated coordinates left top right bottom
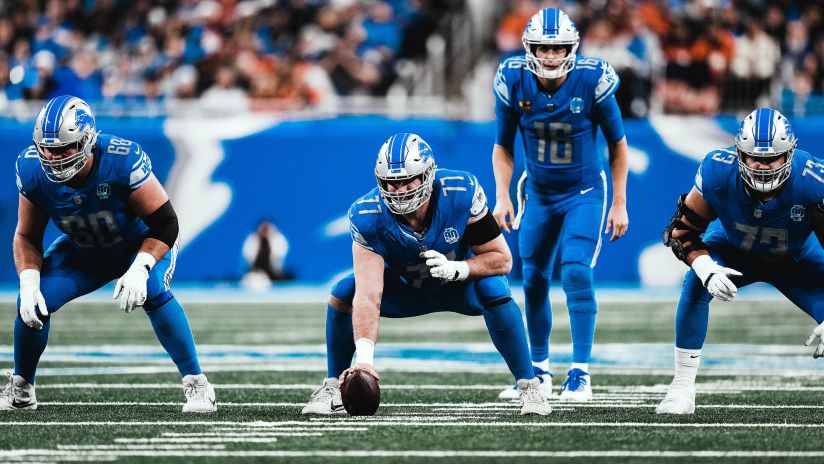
(143, 200, 179, 249)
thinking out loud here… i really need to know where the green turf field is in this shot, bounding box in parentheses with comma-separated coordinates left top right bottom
(1, 299, 823, 463)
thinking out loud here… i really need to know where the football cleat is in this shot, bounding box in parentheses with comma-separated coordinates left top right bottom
(0, 372, 37, 411)
(182, 374, 217, 413)
(656, 380, 696, 415)
(499, 367, 552, 399)
(302, 377, 345, 415)
(517, 377, 552, 415)
(559, 368, 593, 402)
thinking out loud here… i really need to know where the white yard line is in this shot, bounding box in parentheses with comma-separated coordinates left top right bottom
(3, 450, 824, 458)
(3, 420, 822, 428)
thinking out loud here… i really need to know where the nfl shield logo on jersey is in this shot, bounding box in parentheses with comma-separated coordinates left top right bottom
(570, 98, 584, 114)
(443, 227, 460, 244)
(791, 205, 805, 222)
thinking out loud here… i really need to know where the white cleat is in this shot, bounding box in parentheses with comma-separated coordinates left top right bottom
(517, 377, 552, 415)
(302, 377, 345, 415)
(656, 382, 696, 415)
(182, 374, 217, 413)
(0, 372, 37, 411)
(559, 368, 593, 402)
(499, 371, 552, 399)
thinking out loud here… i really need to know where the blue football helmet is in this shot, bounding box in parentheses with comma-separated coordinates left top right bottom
(375, 133, 436, 215)
(522, 8, 580, 79)
(735, 108, 796, 193)
(32, 95, 99, 182)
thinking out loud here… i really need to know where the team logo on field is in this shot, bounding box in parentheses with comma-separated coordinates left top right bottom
(570, 97, 584, 114)
(443, 227, 460, 244)
(518, 100, 532, 112)
(96, 183, 110, 200)
(791, 205, 805, 222)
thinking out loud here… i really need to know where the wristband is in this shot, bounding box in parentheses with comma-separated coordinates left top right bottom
(355, 338, 375, 366)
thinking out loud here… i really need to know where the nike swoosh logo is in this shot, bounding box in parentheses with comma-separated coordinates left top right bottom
(690, 355, 700, 358)
(580, 188, 594, 195)
(11, 399, 33, 408)
(331, 402, 345, 411)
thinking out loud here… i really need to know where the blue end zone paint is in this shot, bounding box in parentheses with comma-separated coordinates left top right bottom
(1, 343, 820, 373)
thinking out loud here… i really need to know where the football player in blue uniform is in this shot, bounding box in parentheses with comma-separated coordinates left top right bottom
(492, 8, 629, 401)
(302, 133, 552, 416)
(0, 96, 216, 413)
(658, 108, 824, 414)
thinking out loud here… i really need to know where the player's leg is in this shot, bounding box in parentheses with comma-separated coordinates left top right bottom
(510, 193, 562, 397)
(555, 185, 606, 401)
(457, 276, 551, 415)
(142, 244, 215, 413)
(4, 237, 113, 411)
(657, 247, 754, 414)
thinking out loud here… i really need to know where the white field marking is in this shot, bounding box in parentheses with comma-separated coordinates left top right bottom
(5, 450, 824, 458)
(6, 420, 824, 428)
(161, 432, 319, 438)
(57, 445, 226, 451)
(114, 437, 285, 443)
(212, 426, 369, 432)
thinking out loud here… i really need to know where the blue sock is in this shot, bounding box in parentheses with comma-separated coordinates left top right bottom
(326, 304, 355, 378)
(562, 263, 597, 364)
(13, 315, 50, 385)
(482, 299, 533, 381)
(675, 270, 712, 349)
(522, 263, 552, 363)
(145, 293, 201, 377)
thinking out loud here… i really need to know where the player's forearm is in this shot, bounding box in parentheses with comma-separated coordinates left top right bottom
(492, 145, 515, 200)
(352, 292, 381, 343)
(608, 138, 629, 205)
(465, 250, 512, 278)
(13, 233, 43, 273)
(138, 237, 170, 263)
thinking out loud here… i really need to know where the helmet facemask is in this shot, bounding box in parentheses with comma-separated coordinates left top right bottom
(737, 148, 794, 193)
(377, 162, 436, 215)
(36, 130, 97, 183)
(524, 41, 578, 79)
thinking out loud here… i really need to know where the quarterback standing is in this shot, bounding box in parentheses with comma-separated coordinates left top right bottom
(492, 8, 629, 401)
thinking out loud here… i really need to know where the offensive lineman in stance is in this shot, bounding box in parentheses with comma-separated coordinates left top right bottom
(1, 95, 216, 413)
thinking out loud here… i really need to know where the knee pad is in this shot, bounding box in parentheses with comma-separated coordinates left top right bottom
(561, 263, 596, 313)
(522, 262, 550, 286)
(330, 274, 356, 305)
(144, 290, 175, 311)
(474, 276, 513, 309)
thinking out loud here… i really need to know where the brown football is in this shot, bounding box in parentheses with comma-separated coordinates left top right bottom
(340, 369, 380, 416)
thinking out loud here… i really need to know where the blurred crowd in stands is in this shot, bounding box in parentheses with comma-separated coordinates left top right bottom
(4, 0, 824, 116)
(0, 0, 443, 113)
(498, 0, 824, 116)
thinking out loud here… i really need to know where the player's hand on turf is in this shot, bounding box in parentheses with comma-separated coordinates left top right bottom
(340, 364, 380, 384)
(421, 250, 469, 282)
(805, 321, 824, 359)
(691, 255, 741, 302)
(493, 195, 516, 233)
(113, 252, 155, 313)
(605, 202, 629, 241)
(19, 269, 48, 330)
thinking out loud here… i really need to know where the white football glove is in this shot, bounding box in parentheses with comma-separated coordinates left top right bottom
(19, 269, 48, 330)
(805, 321, 824, 359)
(113, 252, 156, 313)
(421, 250, 469, 282)
(691, 254, 742, 302)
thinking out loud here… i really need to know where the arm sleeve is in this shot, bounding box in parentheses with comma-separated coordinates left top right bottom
(493, 64, 519, 149)
(593, 95, 625, 143)
(349, 205, 384, 257)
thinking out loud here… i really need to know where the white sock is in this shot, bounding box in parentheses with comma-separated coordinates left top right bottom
(673, 347, 701, 386)
(570, 363, 589, 373)
(532, 359, 550, 373)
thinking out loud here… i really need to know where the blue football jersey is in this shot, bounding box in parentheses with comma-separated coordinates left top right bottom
(16, 133, 153, 251)
(695, 147, 824, 260)
(349, 169, 489, 293)
(494, 54, 621, 193)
